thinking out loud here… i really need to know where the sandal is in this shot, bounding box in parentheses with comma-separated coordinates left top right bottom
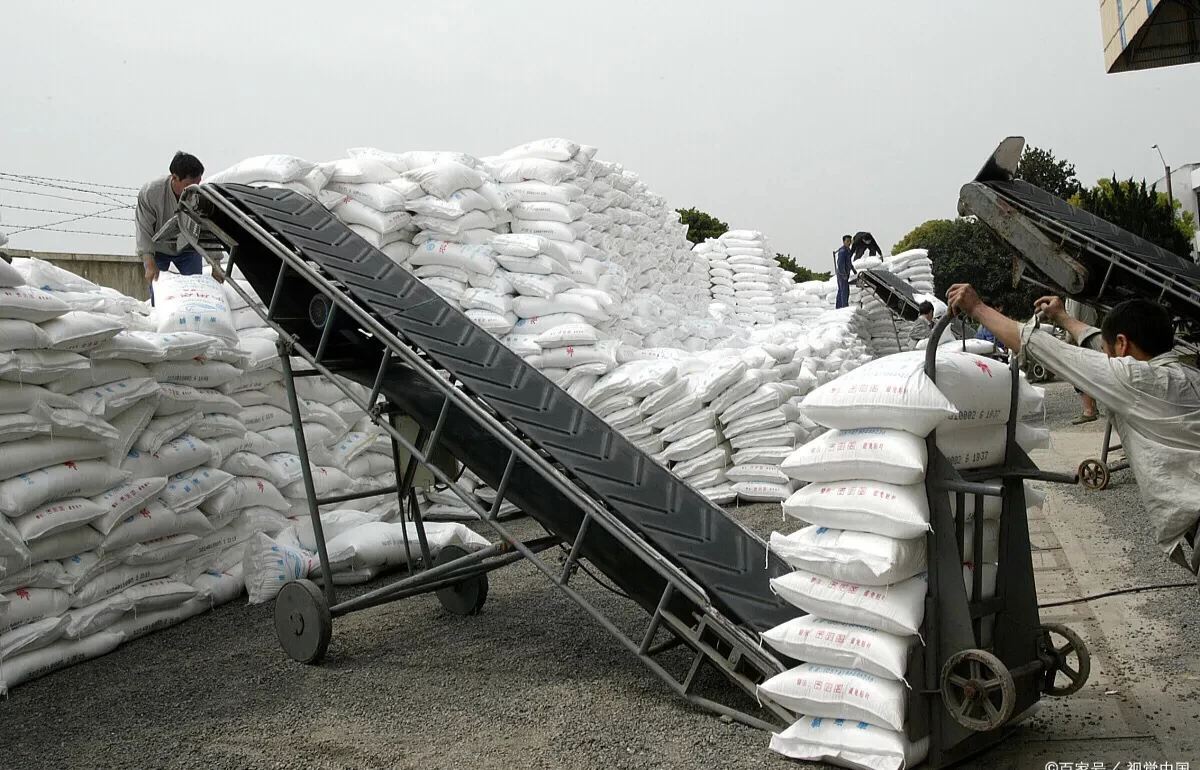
(1071, 413, 1099, 425)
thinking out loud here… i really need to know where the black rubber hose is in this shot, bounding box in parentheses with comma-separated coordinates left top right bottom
(1039, 582, 1194, 608)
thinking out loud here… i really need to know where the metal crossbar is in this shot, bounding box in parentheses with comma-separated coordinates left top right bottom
(171, 184, 794, 731)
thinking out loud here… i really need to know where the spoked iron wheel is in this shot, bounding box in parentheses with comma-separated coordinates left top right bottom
(941, 649, 1016, 731)
(1039, 623, 1091, 696)
(1078, 459, 1109, 490)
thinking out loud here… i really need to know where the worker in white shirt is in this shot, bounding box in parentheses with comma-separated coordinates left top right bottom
(947, 283, 1200, 584)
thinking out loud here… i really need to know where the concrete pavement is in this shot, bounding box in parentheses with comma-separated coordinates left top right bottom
(980, 403, 1197, 769)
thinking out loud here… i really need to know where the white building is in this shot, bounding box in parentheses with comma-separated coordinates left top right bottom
(1154, 162, 1200, 261)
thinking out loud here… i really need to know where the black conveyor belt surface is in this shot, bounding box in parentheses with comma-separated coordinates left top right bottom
(989, 180, 1200, 285)
(208, 183, 797, 633)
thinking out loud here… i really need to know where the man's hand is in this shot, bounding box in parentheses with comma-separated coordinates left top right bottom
(143, 259, 160, 284)
(211, 266, 227, 284)
(946, 283, 982, 316)
(1034, 295, 1067, 324)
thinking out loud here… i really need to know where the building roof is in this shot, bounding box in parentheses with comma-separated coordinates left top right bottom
(1103, 0, 1200, 73)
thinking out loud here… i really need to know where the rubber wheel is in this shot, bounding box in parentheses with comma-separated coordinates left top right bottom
(308, 294, 332, 330)
(1039, 623, 1091, 696)
(1030, 362, 1047, 382)
(941, 649, 1016, 731)
(274, 579, 332, 664)
(1078, 459, 1109, 491)
(435, 545, 489, 616)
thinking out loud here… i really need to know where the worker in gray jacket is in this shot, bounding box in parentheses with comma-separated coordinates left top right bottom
(948, 283, 1200, 585)
(909, 301, 935, 341)
(135, 151, 221, 300)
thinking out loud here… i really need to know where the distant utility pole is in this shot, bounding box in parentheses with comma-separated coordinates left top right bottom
(1152, 144, 1174, 207)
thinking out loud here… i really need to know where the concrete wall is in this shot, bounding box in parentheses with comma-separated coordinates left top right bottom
(1, 248, 147, 299)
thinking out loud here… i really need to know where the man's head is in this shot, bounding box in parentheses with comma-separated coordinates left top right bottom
(169, 151, 204, 196)
(1100, 299, 1174, 360)
(842, 235, 852, 247)
(918, 300, 934, 319)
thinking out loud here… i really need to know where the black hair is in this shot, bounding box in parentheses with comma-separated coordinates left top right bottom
(169, 151, 204, 180)
(1101, 299, 1174, 356)
(842, 234, 852, 241)
(918, 301, 934, 315)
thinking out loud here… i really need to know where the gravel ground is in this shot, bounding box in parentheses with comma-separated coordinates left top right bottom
(1040, 380, 1200, 685)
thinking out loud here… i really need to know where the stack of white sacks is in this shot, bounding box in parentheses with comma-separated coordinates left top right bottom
(0, 261, 252, 694)
(781, 281, 833, 325)
(0, 253, 440, 693)
(750, 348, 1045, 769)
(205, 259, 491, 591)
(886, 249, 935, 297)
(693, 231, 787, 327)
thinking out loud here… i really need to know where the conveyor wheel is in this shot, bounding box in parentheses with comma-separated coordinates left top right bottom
(435, 545, 489, 616)
(1078, 459, 1110, 491)
(275, 579, 332, 664)
(308, 294, 333, 330)
(1038, 623, 1091, 696)
(941, 649, 1015, 731)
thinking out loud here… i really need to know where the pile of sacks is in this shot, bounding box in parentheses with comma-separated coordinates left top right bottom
(749, 348, 1045, 769)
(885, 249, 935, 297)
(773, 249, 939, 355)
(0, 260, 257, 694)
(0, 253, 424, 694)
(692, 230, 789, 327)
(780, 281, 834, 325)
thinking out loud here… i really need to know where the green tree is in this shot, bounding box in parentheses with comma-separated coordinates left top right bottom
(1070, 175, 1195, 257)
(1015, 145, 1082, 200)
(677, 207, 728, 245)
(775, 253, 831, 283)
(893, 218, 1039, 315)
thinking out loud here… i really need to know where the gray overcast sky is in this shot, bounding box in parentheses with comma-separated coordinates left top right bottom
(3, 0, 1198, 270)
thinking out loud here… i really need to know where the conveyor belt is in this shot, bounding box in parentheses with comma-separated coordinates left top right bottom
(199, 183, 797, 634)
(858, 268, 921, 321)
(960, 137, 1200, 343)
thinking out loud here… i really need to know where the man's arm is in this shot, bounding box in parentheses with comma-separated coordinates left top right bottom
(956, 295, 1023, 352)
(1034, 296, 1102, 350)
(134, 185, 160, 282)
(948, 283, 1130, 411)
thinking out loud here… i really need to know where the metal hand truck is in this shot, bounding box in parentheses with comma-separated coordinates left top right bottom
(1077, 419, 1128, 491)
(913, 313, 1091, 767)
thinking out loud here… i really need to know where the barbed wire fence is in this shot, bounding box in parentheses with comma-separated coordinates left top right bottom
(0, 172, 136, 248)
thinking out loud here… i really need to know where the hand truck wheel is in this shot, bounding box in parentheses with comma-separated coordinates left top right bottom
(274, 579, 332, 664)
(1038, 623, 1091, 696)
(1030, 362, 1048, 382)
(940, 649, 1016, 731)
(1078, 458, 1109, 491)
(435, 545, 489, 616)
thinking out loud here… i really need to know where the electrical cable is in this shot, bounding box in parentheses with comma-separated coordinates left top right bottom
(1038, 581, 1194, 608)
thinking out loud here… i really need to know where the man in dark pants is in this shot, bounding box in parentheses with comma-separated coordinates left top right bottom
(135, 151, 222, 303)
(834, 234, 854, 309)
